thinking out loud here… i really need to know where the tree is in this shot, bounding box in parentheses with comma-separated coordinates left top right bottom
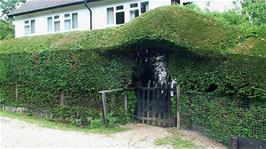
(0, 0, 26, 19)
(241, 0, 266, 25)
(0, 0, 27, 40)
(0, 20, 13, 40)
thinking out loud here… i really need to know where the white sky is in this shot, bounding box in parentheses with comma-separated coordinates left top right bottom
(187, 0, 239, 12)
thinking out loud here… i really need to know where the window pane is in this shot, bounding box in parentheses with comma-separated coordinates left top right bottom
(31, 20, 35, 34)
(64, 19, 71, 30)
(107, 7, 114, 25)
(130, 3, 138, 8)
(116, 12, 124, 25)
(54, 15, 59, 20)
(47, 17, 53, 32)
(116, 5, 123, 10)
(130, 10, 139, 20)
(72, 13, 78, 29)
(64, 14, 70, 18)
(54, 21, 60, 32)
(25, 20, 29, 24)
(141, 2, 149, 13)
(24, 26, 30, 35)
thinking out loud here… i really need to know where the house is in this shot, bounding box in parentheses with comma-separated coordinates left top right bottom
(9, 0, 186, 38)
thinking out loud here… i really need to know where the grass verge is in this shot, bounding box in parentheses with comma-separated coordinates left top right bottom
(155, 130, 196, 149)
(0, 110, 128, 134)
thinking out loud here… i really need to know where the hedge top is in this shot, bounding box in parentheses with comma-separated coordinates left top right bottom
(0, 6, 264, 57)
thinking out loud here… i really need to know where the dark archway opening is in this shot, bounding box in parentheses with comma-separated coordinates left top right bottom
(131, 48, 172, 88)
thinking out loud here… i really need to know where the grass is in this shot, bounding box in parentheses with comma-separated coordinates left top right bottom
(155, 130, 196, 149)
(0, 110, 128, 134)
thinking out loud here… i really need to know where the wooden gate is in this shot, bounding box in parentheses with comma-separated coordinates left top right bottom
(135, 86, 176, 127)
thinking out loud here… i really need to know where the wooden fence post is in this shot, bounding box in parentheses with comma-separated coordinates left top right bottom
(14, 82, 18, 100)
(101, 92, 108, 127)
(176, 85, 181, 129)
(59, 91, 65, 107)
(124, 94, 128, 112)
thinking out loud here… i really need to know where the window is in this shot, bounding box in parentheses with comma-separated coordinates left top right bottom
(54, 15, 60, 32)
(141, 2, 149, 13)
(64, 13, 78, 30)
(107, 7, 114, 25)
(24, 19, 35, 35)
(130, 3, 138, 8)
(72, 13, 78, 29)
(48, 13, 78, 32)
(31, 20, 35, 34)
(116, 12, 125, 24)
(130, 3, 139, 20)
(116, 5, 124, 25)
(47, 17, 53, 32)
(106, 5, 125, 25)
(64, 14, 71, 30)
(130, 10, 139, 20)
(116, 5, 123, 10)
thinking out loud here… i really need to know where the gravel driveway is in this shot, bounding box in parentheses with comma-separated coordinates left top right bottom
(1, 116, 170, 148)
(0, 116, 226, 148)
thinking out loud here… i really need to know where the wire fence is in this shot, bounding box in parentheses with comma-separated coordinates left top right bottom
(178, 92, 266, 145)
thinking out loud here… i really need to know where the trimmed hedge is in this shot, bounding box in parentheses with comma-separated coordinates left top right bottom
(169, 40, 266, 144)
(0, 5, 265, 144)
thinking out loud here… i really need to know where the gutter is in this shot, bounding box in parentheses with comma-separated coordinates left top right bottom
(84, 0, 93, 30)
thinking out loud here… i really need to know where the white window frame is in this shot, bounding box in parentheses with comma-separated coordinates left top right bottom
(107, 7, 114, 25)
(141, 1, 149, 14)
(106, 5, 125, 26)
(64, 13, 72, 31)
(47, 12, 78, 33)
(115, 5, 125, 25)
(24, 19, 35, 35)
(53, 15, 60, 32)
(129, 3, 140, 20)
(47, 17, 53, 32)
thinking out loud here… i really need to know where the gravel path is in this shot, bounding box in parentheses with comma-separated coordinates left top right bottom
(0, 116, 226, 148)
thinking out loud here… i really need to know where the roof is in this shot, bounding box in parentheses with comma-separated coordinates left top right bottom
(8, 0, 96, 17)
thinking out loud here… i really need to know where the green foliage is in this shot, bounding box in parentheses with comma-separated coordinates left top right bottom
(169, 40, 266, 144)
(0, 0, 27, 19)
(0, 20, 13, 40)
(0, 110, 128, 134)
(179, 94, 266, 144)
(241, 0, 266, 25)
(155, 130, 196, 149)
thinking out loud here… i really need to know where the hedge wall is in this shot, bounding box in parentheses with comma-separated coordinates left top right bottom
(169, 38, 266, 144)
(0, 5, 265, 143)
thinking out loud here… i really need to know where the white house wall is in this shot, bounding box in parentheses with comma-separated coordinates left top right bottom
(14, 0, 172, 38)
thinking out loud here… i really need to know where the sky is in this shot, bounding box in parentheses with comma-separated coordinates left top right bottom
(186, 0, 239, 12)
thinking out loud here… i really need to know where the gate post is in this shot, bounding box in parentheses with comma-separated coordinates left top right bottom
(101, 92, 108, 127)
(176, 85, 181, 129)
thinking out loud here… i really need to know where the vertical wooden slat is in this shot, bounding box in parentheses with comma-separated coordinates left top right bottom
(176, 85, 181, 129)
(147, 88, 150, 125)
(152, 88, 156, 125)
(158, 88, 163, 126)
(167, 87, 172, 127)
(137, 89, 141, 122)
(141, 88, 145, 124)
